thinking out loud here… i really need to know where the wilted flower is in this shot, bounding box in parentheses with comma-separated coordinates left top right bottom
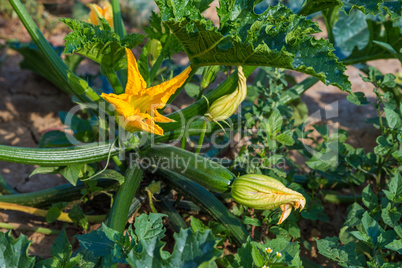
(87, 1, 113, 28)
(101, 48, 191, 135)
(231, 174, 306, 224)
(205, 66, 246, 122)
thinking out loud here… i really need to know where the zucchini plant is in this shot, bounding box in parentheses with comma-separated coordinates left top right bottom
(0, 0, 401, 267)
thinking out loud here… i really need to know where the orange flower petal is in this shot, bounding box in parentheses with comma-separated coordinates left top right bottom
(144, 66, 192, 108)
(125, 48, 147, 95)
(100, 93, 134, 119)
(152, 110, 175, 123)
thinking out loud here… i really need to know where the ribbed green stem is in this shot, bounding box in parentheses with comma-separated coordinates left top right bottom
(0, 142, 121, 166)
(195, 120, 207, 155)
(111, 0, 125, 39)
(101, 164, 143, 267)
(102, 66, 124, 94)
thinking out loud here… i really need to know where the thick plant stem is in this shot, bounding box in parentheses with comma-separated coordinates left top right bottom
(101, 164, 143, 268)
(195, 120, 207, 155)
(102, 66, 124, 94)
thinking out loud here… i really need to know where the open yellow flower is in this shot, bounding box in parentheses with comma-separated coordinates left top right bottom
(101, 48, 191, 135)
(87, 1, 113, 28)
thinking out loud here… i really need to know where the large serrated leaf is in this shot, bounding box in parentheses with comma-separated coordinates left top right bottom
(0, 231, 35, 268)
(127, 228, 221, 268)
(61, 18, 144, 70)
(342, 19, 402, 64)
(156, 0, 351, 91)
(134, 213, 167, 241)
(300, 0, 402, 18)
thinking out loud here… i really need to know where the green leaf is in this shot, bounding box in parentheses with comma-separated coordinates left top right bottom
(190, 216, 209, 233)
(343, 203, 365, 227)
(374, 135, 394, 156)
(262, 236, 303, 267)
(36, 230, 79, 268)
(233, 236, 253, 268)
(384, 107, 402, 129)
(241, 216, 261, 227)
(38, 131, 77, 148)
(156, 1, 351, 91)
(385, 239, 402, 254)
(76, 229, 115, 257)
(383, 172, 402, 203)
(361, 211, 383, 246)
(144, 11, 184, 58)
(299, 0, 341, 16)
(276, 131, 295, 146)
(343, 19, 402, 65)
(90, 169, 125, 185)
(381, 206, 401, 228)
(342, 0, 402, 18)
(68, 205, 89, 230)
(134, 213, 167, 242)
(61, 18, 144, 70)
(362, 185, 378, 210)
(46, 202, 68, 223)
(347, 92, 369, 105)
(306, 150, 339, 172)
(30, 166, 63, 177)
(333, 10, 369, 58)
(264, 109, 283, 136)
(60, 164, 84, 186)
(185, 83, 201, 98)
(127, 228, 222, 267)
(0, 231, 35, 268)
(316, 237, 364, 267)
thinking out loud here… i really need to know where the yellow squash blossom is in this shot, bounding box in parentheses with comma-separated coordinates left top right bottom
(101, 48, 191, 135)
(231, 174, 306, 224)
(87, 1, 114, 28)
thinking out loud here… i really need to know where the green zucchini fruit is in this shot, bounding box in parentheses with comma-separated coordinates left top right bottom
(140, 144, 234, 193)
(0, 142, 121, 166)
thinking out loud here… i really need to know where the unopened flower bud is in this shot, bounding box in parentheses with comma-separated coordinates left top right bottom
(231, 174, 306, 224)
(147, 39, 162, 67)
(205, 66, 246, 122)
(87, 1, 113, 29)
(201, 66, 220, 90)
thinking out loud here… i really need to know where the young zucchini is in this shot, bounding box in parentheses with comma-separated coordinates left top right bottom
(139, 144, 234, 193)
